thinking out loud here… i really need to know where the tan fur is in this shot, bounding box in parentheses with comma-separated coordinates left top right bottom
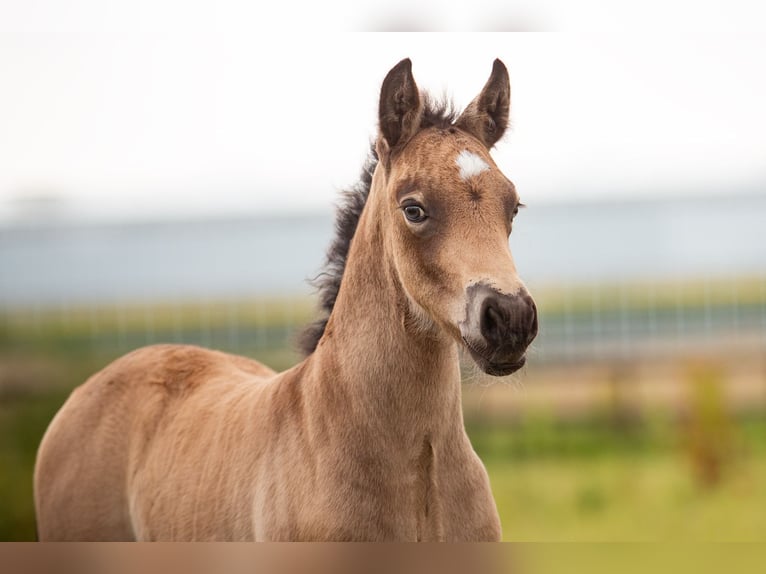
(34, 59, 533, 541)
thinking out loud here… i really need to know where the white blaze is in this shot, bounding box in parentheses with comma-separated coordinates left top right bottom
(455, 150, 490, 181)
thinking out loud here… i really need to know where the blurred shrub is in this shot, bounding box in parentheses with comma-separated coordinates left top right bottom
(681, 363, 739, 488)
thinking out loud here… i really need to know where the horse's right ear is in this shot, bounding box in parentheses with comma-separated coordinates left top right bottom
(378, 58, 422, 160)
(456, 59, 510, 149)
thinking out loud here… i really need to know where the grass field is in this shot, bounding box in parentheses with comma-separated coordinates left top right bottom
(489, 454, 766, 541)
(473, 424, 766, 541)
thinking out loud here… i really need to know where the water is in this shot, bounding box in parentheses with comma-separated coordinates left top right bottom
(1, 192, 765, 308)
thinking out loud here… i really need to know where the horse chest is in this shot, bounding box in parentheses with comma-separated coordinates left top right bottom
(251, 434, 449, 541)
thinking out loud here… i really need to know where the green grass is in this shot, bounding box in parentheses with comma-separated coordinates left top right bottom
(487, 453, 766, 541)
(466, 415, 766, 541)
(0, 390, 68, 540)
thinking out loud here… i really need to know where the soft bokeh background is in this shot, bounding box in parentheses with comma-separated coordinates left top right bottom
(2, 2, 766, 540)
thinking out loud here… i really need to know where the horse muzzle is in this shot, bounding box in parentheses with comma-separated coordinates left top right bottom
(459, 283, 538, 376)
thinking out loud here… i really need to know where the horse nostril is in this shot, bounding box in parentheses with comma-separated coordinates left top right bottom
(467, 285, 538, 358)
(481, 299, 506, 346)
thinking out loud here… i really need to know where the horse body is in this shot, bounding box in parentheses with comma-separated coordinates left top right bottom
(36, 339, 496, 541)
(34, 58, 536, 541)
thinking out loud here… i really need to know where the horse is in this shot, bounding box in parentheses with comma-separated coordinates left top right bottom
(34, 58, 537, 541)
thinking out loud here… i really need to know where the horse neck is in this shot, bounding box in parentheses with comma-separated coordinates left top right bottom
(306, 178, 463, 443)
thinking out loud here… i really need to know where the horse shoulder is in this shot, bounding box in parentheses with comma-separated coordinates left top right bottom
(120, 345, 283, 539)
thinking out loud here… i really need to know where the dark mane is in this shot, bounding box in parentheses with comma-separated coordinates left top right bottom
(420, 94, 460, 129)
(297, 146, 377, 355)
(298, 97, 459, 356)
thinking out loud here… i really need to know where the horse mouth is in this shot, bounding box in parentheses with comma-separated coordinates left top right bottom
(461, 337, 527, 376)
(482, 356, 526, 376)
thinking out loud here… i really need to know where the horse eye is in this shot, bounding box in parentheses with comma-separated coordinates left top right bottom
(403, 204, 427, 223)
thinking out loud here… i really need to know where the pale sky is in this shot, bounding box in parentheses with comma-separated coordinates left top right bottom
(1, 2, 765, 222)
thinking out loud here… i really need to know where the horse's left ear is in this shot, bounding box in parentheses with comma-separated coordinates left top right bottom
(456, 59, 510, 149)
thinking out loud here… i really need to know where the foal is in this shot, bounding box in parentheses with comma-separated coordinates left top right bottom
(34, 58, 537, 541)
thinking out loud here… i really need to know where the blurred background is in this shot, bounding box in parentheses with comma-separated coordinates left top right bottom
(2, 2, 766, 541)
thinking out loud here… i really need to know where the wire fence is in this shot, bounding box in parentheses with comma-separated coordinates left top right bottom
(2, 275, 765, 367)
(533, 276, 766, 363)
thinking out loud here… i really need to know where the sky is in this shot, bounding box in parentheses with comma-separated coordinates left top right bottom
(1, 1, 765, 223)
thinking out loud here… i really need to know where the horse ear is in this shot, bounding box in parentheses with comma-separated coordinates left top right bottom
(456, 59, 510, 148)
(378, 58, 422, 155)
